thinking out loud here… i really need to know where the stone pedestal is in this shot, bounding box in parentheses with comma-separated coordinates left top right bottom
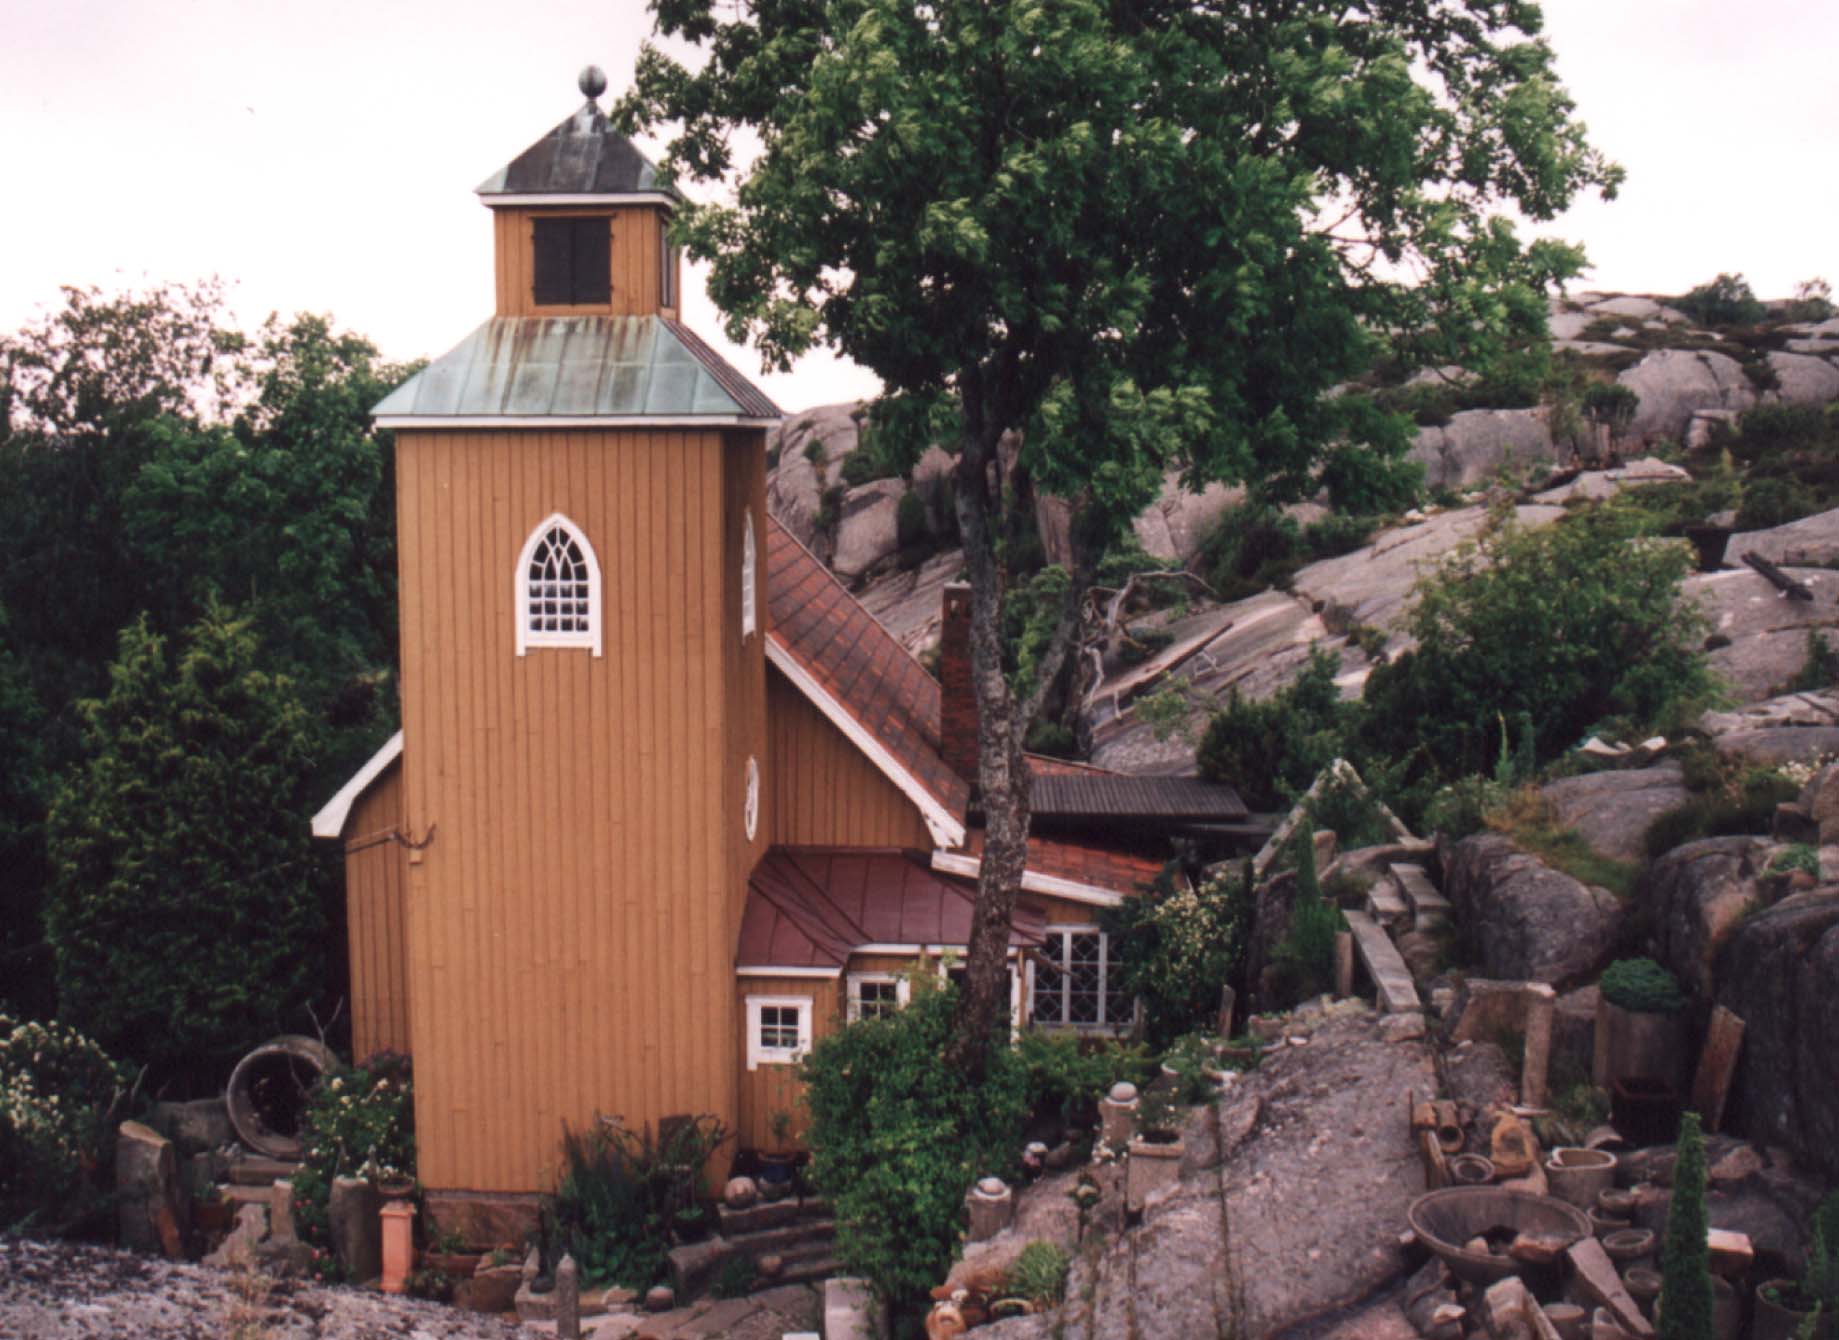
(116, 1121, 186, 1259)
(329, 1177, 381, 1282)
(555, 1253, 580, 1340)
(1521, 983, 1555, 1107)
(1334, 932, 1354, 999)
(965, 1177, 1013, 1242)
(1098, 1083, 1139, 1150)
(380, 1200, 416, 1294)
(1125, 1136, 1183, 1214)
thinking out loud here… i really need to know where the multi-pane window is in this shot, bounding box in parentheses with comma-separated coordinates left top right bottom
(758, 1005, 801, 1050)
(1031, 929, 1131, 1030)
(532, 216, 611, 305)
(515, 513, 601, 656)
(847, 975, 906, 1021)
(746, 996, 811, 1069)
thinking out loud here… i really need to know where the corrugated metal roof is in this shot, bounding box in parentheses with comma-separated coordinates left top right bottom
(1031, 774, 1249, 823)
(371, 317, 782, 422)
(476, 103, 671, 198)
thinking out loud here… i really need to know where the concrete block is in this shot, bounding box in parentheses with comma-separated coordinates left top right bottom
(824, 1277, 887, 1340)
(328, 1176, 380, 1282)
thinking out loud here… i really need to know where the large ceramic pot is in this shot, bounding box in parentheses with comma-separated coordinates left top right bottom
(1125, 1132, 1184, 1214)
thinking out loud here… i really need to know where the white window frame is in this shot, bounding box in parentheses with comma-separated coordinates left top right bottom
(931, 949, 1024, 1031)
(743, 756, 760, 841)
(1028, 926, 1135, 1034)
(515, 512, 602, 657)
(745, 995, 812, 1071)
(845, 972, 911, 1022)
(741, 510, 758, 640)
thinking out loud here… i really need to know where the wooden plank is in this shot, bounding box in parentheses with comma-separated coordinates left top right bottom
(1344, 909, 1422, 1013)
(1691, 1006, 1745, 1133)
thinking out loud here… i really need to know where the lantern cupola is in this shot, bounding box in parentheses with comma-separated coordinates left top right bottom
(475, 65, 681, 319)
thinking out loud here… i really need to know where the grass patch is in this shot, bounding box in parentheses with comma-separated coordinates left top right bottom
(1484, 786, 1639, 898)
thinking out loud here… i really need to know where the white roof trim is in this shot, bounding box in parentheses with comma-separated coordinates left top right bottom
(736, 965, 842, 980)
(930, 850, 1124, 909)
(310, 731, 404, 840)
(479, 192, 679, 209)
(377, 414, 781, 431)
(765, 634, 966, 848)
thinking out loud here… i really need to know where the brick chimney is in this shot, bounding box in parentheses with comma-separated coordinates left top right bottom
(939, 583, 979, 784)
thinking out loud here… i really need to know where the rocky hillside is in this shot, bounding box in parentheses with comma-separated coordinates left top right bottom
(766, 290, 1839, 777)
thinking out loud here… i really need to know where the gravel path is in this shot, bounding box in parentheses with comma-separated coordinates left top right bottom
(0, 1237, 530, 1339)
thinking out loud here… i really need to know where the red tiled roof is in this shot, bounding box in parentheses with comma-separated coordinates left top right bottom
(736, 848, 1044, 970)
(957, 830, 1169, 899)
(1026, 753, 1118, 778)
(765, 518, 970, 822)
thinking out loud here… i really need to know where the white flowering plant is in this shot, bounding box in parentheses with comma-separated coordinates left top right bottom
(1101, 865, 1250, 1047)
(0, 1013, 128, 1235)
(289, 1052, 414, 1280)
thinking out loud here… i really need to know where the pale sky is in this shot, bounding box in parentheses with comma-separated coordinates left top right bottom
(2, 0, 1834, 415)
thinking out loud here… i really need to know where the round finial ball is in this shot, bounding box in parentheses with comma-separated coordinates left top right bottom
(578, 65, 608, 101)
(1108, 1081, 1139, 1104)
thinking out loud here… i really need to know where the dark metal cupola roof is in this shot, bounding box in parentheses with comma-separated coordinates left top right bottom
(474, 65, 676, 204)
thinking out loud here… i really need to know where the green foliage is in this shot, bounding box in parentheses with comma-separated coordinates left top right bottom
(1160, 1034, 1221, 1105)
(547, 1115, 727, 1289)
(291, 1054, 415, 1275)
(1360, 505, 1713, 791)
(1789, 631, 1839, 695)
(1271, 827, 1345, 1007)
(1769, 844, 1822, 880)
(1101, 866, 1251, 1048)
(1197, 648, 1350, 810)
(1005, 1241, 1071, 1307)
(801, 979, 1026, 1307)
(711, 1253, 756, 1300)
(1643, 760, 1799, 860)
(1199, 503, 1382, 602)
(1732, 403, 1830, 462)
(1658, 1111, 1715, 1340)
(1674, 273, 1766, 328)
(0, 286, 409, 1026)
(1013, 1029, 1150, 1127)
(1582, 383, 1640, 435)
(1423, 774, 1511, 840)
(1306, 769, 1394, 849)
(44, 607, 329, 1089)
(0, 1014, 128, 1234)
(1600, 958, 1688, 1015)
(1786, 278, 1835, 324)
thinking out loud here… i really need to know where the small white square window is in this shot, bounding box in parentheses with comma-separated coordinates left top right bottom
(745, 995, 812, 1070)
(846, 973, 910, 1022)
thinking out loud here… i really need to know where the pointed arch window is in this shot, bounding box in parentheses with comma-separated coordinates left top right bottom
(515, 513, 602, 657)
(741, 510, 758, 639)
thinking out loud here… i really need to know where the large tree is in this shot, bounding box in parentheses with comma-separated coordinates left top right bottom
(621, 0, 1619, 1073)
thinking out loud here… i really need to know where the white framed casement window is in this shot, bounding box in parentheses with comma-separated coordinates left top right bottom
(845, 972, 910, 1022)
(515, 513, 602, 657)
(745, 996, 812, 1070)
(1029, 927, 1133, 1032)
(740, 510, 758, 639)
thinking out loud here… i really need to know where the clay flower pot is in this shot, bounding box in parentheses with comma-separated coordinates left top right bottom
(1125, 1132, 1184, 1214)
(1752, 1279, 1817, 1340)
(1545, 1147, 1617, 1211)
(1448, 1154, 1496, 1186)
(1602, 1227, 1655, 1272)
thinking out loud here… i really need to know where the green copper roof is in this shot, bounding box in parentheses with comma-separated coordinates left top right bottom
(372, 317, 780, 422)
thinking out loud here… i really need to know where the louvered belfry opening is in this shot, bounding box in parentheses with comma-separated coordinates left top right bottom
(531, 216, 612, 306)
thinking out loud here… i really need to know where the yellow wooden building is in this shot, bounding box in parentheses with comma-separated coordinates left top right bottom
(312, 70, 1242, 1239)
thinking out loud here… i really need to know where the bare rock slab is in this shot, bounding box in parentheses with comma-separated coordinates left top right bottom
(1538, 765, 1689, 866)
(1443, 834, 1625, 987)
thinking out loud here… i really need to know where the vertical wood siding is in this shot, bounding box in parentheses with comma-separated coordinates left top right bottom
(734, 975, 841, 1152)
(343, 761, 411, 1060)
(396, 426, 762, 1192)
(764, 667, 935, 850)
(492, 206, 674, 317)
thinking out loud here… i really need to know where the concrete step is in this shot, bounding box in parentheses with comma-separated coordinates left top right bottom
(776, 1253, 838, 1286)
(1390, 863, 1449, 926)
(715, 1194, 830, 1237)
(1343, 909, 1422, 1015)
(1365, 880, 1409, 929)
(726, 1219, 836, 1258)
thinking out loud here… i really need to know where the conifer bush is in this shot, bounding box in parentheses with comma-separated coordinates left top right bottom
(1659, 1111, 1715, 1340)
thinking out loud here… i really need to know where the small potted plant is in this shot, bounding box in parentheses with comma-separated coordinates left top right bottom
(1595, 958, 1688, 1142)
(423, 1225, 484, 1280)
(759, 1110, 797, 1198)
(1758, 1201, 1837, 1340)
(1125, 1088, 1186, 1214)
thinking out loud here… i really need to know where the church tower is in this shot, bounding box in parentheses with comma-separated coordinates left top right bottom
(369, 67, 777, 1205)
